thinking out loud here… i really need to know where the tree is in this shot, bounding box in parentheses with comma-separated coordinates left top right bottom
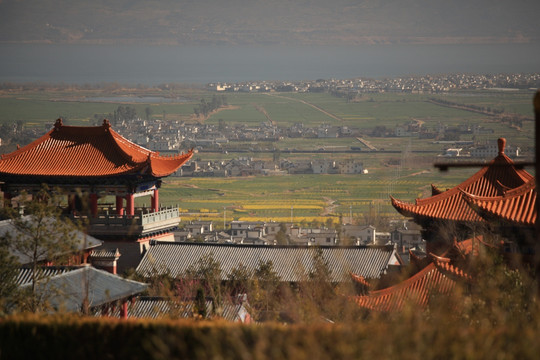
(226, 263, 252, 296)
(186, 253, 222, 313)
(218, 118, 227, 132)
(275, 223, 289, 245)
(0, 236, 19, 314)
(194, 287, 207, 318)
(145, 106, 153, 121)
(296, 247, 337, 322)
(252, 260, 281, 320)
(3, 186, 81, 312)
(325, 217, 334, 229)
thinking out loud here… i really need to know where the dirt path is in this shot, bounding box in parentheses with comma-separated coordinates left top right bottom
(191, 105, 239, 122)
(265, 93, 344, 123)
(321, 197, 337, 216)
(254, 104, 275, 125)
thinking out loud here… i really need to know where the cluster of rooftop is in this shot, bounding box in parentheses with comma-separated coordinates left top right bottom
(0, 115, 536, 319)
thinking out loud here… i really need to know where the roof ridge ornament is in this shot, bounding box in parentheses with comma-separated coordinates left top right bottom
(54, 118, 63, 130)
(102, 119, 111, 131)
(497, 137, 506, 155)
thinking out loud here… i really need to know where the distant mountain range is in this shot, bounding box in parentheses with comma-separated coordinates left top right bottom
(1, 0, 538, 45)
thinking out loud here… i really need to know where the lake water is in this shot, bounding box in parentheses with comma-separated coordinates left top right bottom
(0, 43, 538, 85)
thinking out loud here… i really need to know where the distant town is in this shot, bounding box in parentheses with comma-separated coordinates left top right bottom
(207, 72, 540, 94)
(1, 72, 536, 179)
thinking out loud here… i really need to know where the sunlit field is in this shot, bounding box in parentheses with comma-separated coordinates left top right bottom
(155, 166, 478, 226)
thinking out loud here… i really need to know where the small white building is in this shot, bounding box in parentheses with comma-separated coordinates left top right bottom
(338, 159, 364, 174)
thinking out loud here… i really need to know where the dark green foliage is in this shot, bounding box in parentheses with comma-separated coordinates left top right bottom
(226, 264, 252, 296)
(193, 95, 226, 117)
(194, 288, 207, 318)
(0, 237, 19, 314)
(112, 105, 137, 125)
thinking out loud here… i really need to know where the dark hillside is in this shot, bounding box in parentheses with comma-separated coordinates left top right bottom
(0, 0, 538, 45)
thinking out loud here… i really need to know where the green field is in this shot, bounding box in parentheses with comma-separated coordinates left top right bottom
(2, 87, 535, 225)
(154, 166, 478, 227)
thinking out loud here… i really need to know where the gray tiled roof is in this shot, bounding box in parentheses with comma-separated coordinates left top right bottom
(21, 265, 148, 312)
(16, 266, 78, 286)
(95, 296, 247, 322)
(136, 242, 398, 282)
(89, 248, 120, 259)
(0, 217, 102, 265)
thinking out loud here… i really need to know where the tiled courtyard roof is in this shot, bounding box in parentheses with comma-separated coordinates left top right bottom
(463, 178, 536, 227)
(97, 296, 249, 322)
(89, 248, 121, 260)
(391, 138, 532, 223)
(16, 266, 77, 286)
(136, 242, 400, 282)
(0, 119, 192, 179)
(20, 265, 148, 312)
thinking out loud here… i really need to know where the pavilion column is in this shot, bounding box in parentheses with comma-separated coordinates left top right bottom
(151, 189, 159, 212)
(116, 196, 125, 215)
(90, 193, 98, 217)
(68, 194, 76, 214)
(121, 300, 128, 319)
(126, 193, 135, 216)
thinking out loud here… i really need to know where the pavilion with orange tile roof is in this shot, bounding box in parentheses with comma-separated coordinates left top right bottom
(0, 119, 193, 271)
(0, 118, 192, 217)
(462, 177, 537, 262)
(463, 178, 536, 229)
(354, 136, 537, 313)
(391, 138, 532, 252)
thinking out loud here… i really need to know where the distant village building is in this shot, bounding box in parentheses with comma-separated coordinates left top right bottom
(230, 221, 266, 238)
(391, 229, 424, 253)
(442, 148, 462, 157)
(290, 228, 339, 246)
(311, 160, 336, 174)
(342, 225, 376, 245)
(470, 142, 519, 158)
(337, 159, 364, 174)
(185, 220, 214, 236)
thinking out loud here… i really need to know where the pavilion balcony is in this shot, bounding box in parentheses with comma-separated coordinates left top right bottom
(70, 207, 180, 238)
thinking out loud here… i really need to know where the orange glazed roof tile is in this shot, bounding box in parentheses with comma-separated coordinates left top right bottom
(351, 260, 470, 312)
(463, 178, 537, 227)
(0, 119, 193, 179)
(391, 138, 532, 223)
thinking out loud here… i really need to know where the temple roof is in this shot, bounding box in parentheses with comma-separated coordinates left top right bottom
(0, 119, 193, 179)
(463, 178, 536, 227)
(351, 256, 470, 312)
(391, 138, 532, 223)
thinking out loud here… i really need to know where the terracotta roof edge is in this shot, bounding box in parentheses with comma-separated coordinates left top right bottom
(363, 262, 438, 297)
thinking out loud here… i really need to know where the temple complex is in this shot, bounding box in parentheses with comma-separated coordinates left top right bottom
(353, 137, 536, 312)
(0, 119, 193, 272)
